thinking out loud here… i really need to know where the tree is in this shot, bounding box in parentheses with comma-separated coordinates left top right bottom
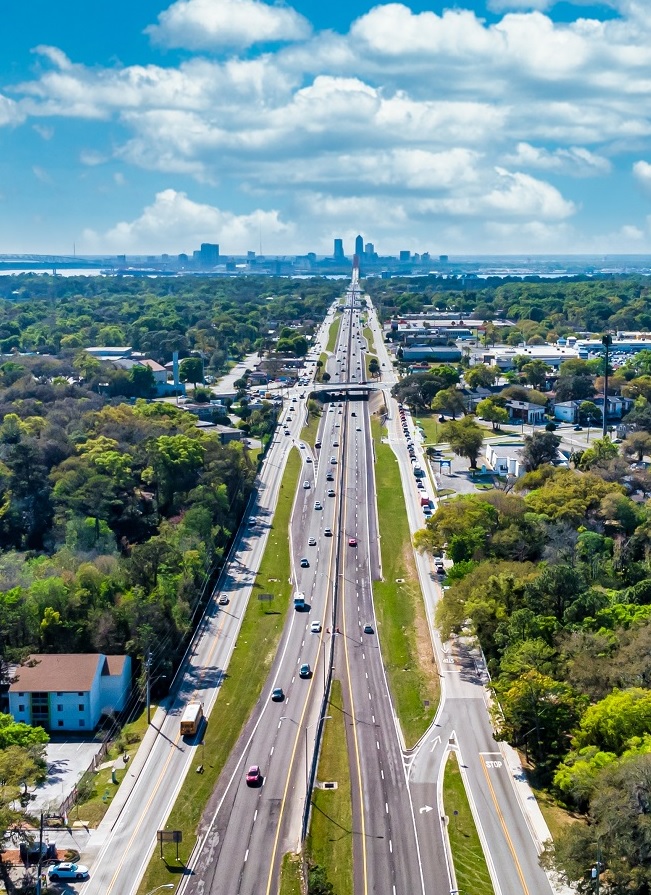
(465, 364, 498, 389)
(494, 670, 586, 769)
(578, 400, 602, 426)
(520, 431, 561, 472)
(431, 386, 466, 419)
(574, 688, 651, 754)
(368, 357, 380, 377)
(521, 359, 550, 389)
(128, 364, 155, 398)
(0, 713, 48, 750)
(476, 397, 509, 430)
(442, 417, 484, 469)
(623, 431, 651, 462)
(179, 356, 204, 387)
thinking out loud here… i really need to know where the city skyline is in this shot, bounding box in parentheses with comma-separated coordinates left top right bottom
(1, 0, 651, 255)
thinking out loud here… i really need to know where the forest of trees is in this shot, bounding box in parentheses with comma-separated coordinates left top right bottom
(0, 275, 337, 695)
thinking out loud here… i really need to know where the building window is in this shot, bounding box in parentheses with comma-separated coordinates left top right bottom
(57, 705, 63, 712)
(57, 692, 63, 696)
(79, 720, 85, 727)
(18, 704, 24, 712)
(58, 720, 64, 728)
(78, 692, 84, 697)
(78, 705, 84, 712)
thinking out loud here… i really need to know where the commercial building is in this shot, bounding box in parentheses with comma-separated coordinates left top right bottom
(333, 238, 344, 260)
(355, 235, 364, 256)
(199, 243, 219, 266)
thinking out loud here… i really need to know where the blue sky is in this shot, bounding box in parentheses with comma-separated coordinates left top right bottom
(1, 0, 650, 256)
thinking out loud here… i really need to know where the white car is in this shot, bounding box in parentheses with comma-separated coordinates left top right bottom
(48, 863, 90, 881)
(310, 621, 322, 633)
(303, 481, 310, 489)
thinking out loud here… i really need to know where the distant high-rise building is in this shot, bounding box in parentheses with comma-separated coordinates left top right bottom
(334, 238, 344, 259)
(364, 242, 374, 256)
(399, 250, 411, 262)
(355, 234, 364, 256)
(200, 243, 219, 266)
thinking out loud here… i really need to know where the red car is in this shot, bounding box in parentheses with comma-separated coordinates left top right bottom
(348, 538, 357, 547)
(246, 765, 262, 786)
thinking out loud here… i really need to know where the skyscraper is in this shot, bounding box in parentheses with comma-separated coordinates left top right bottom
(199, 243, 219, 265)
(334, 238, 344, 259)
(355, 234, 364, 256)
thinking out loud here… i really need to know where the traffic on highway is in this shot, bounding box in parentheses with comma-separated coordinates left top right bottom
(76, 272, 554, 895)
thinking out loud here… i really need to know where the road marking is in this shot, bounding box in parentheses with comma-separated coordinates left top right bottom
(429, 735, 442, 752)
(372, 715, 375, 724)
(253, 810, 257, 822)
(389, 840, 393, 853)
(419, 805, 434, 814)
(244, 849, 249, 862)
(270, 747, 274, 757)
(480, 755, 530, 895)
(377, 740, 380, 750)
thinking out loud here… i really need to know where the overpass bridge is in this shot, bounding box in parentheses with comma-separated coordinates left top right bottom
(310, 381, 379, 403)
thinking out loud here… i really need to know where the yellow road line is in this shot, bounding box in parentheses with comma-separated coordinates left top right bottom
(480, 755, 530, 895)
(105, 602, 230, 893)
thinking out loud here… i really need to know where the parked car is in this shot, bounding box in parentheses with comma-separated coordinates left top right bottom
(48, 864, 90, 881)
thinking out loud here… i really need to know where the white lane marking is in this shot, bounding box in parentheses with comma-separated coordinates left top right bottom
(254, 810, 258, 822)
(377, 740, 380, 750)
(278, 721, 282, 729)
(389, 840, 393, 854)
(270, 746, 274, 757)
(381, 769, 384, 780)
(372, 715, 375, 724)
(244, 849, 249, 862)
(385, 802, 389, 814)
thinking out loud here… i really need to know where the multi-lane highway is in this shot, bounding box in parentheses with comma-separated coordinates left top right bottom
(79, 311, 337, 895)
(366, 299, 555, 895)
(80, 281, 555, 895)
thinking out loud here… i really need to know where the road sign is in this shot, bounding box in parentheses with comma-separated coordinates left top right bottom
(158, 830, 182, 859)
(258, 593, 274, 601)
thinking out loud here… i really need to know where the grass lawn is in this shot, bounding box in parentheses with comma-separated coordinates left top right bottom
(74, 707, 153, 827)
(307, 680, 353, 895)
(415, 412, 444, 445)
(443, 752, 495, 895)
(138, 447, 302, 894)
(530, 784, 582, 843)
(279, 853, 303, 895)
(363, 326, 375, 353)
(371, 418, 439, 747)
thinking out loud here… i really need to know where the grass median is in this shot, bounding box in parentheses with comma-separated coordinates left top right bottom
(326, 315, 341, 354)
(306, 680, 353, 895)
(443, 752, 495, 895)
(371, 418, 439, 747)
(138, 446, 302, 894)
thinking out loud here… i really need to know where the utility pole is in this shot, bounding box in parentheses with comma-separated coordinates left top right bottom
(602, 334, 612, 439)
(145, 650, 152, 725)
(35, 812, 44, 895)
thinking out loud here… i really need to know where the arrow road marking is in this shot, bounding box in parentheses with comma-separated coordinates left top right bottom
(430, 735, 442, 753)
(419, 805, 433, 814)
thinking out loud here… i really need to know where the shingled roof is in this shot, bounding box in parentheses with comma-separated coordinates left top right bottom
(9, 654, 127, 693)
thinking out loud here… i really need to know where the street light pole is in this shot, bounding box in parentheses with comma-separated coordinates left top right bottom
(145, 885, 175, 895)
(602, 333, 612, 439)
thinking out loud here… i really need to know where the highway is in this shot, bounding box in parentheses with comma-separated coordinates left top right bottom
(80, 283, 554, 895)
(328, 297, 425, 895)
(79, 310, 337, 895)
(366, 301, 555, 895)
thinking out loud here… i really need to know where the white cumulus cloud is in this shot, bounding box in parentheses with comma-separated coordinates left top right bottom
(0, 94, 25, 127)
(633, 160, 651, 191)
(504, 142, 611, 176)
(147, 0, 311, 50)
(81, 189, 291, 254)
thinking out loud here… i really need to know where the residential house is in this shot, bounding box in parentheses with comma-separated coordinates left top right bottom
(506, 400, 546, 425)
